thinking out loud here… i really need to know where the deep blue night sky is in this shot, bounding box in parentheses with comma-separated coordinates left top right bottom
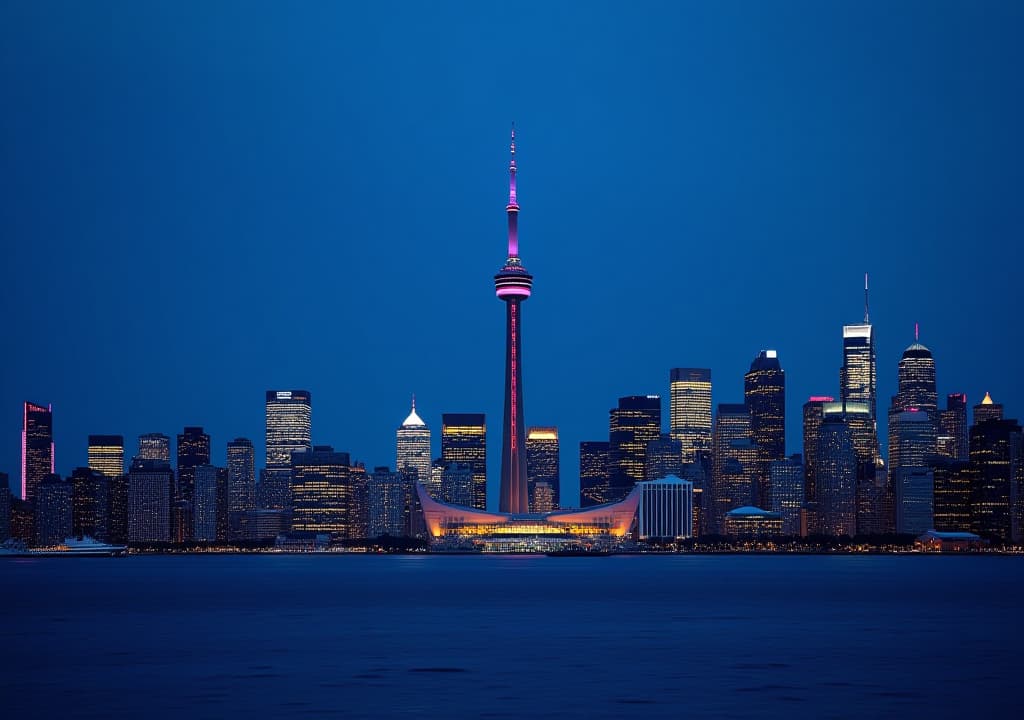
(2, 1, 1022, 508)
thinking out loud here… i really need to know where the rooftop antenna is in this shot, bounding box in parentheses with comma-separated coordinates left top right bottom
(864, 272, 870, 324)
(915, 322, 919, 342)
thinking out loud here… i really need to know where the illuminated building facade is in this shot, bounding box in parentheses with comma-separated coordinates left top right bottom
(579, 441, 611, 507)
(416, 482, 641, 552)
(722, 506, 783, 540)
(494, 128, 533, 515)
(744, 350, 786, 508)
(526, 426, 559, 511)
(644, 434, 683, 483)
(890, 409, 937, 534)
(291, 446, 367, 538)
(769, 455, 804, 536)
(137, 433, 170, 462)
(440, 462, 474, 507)
(441, 413, 487, 510)
(609, 395, 662, 502)
(35, 474, 72, 546)
(969, 417, 1021, 542)
(264, 390, 313, 510)
(816, 416, 857, 537)
(368, 466, 409, 537)
(70, 467, 110, 541)
(128, 458, 172, 543)
(396, 397, 431, 492)
(193, 464, 220, 542)
(669, 368, 712, 462)
(932, 457, 972, 532)
(176, 426, 210, 505)
(938, 393, 969, 461)
(974, 392, 1003, 424)
(88, 435, 124, 479)
(22, 401, 54, 503)
(226, 438, 256, 516)
(637, 476, 693, 541)
(802, 396, 833, 503)
(0, 479, 9, 542)
(711, 403, 754, 530)
(839, 278, 878, 459)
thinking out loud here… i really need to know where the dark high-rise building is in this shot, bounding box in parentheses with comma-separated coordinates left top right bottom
(368, 467, 409, 537)
(890, 409, 937, 534)
(226, 438, 256, 517)
(137, 433, 170, 463)
(193, 465, 220, 542)
(70, 467, 110, 541)
(931, 456, 972, 533)
(88, 435, 124, 479)
(440, 462, 474, 507)
(0, 478, 9, 542)
(526, 427, 559, 511)
(291, 446, 367, 538)
(974, 392, 1003, 424)
(494, 128, 533, 515)
(579, 441, 611, 507)
(938, 393, 969, 461)
(816, 416, 857, 537)
(644, 434, 683, 482)
(35, 474, 72, 546)
(669, 368, 712, 462)
(129, 459, 173, 543)
(176, 426, 210, 505)
(108, 472, 129, 544)
(22, 401, 53, 503)
(441, 414, 487, 510)
(745, 350, 786, 508)
(969, 417, 1021, 543)
(609, 396, 662, 502)
(802, 396, 833, 504)
(711, 403, 756, 530)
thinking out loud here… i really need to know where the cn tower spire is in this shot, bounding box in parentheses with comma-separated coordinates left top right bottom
(507, 124, 519, 258)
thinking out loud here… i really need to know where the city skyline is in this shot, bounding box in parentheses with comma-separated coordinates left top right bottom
(2, 3, 1022, 510)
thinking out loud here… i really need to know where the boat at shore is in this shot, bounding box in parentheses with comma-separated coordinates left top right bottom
(0, 537, 127, 558)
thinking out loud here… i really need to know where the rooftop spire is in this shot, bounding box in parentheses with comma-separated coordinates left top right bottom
(506, 123, 519, 257)
(915, 322, 919, 342)
(864, 272, 870, 324)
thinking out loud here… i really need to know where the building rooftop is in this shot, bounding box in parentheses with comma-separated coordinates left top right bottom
(726, 506, 778, 517)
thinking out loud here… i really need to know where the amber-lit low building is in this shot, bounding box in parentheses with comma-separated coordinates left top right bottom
(915, 530, 986, 552)
(722, 506, 783, 540)
(416, 483, 640, 552)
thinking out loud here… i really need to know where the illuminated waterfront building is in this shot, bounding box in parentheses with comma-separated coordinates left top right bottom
(802, 396, 833, 503)
(744, 350, 786, 508)
(579, 441, 611, 507)
(137, 433, 170, 462)
(532, 481, 555, 512)
(368, 467, 409, 537)
(931, 457, 972, 532)
(176, 426, 210, 505)
(226, 438, 256, 517)
(128, 458, 173, 543)
(70, 467, 110, 541)
(609, 396, 662, 502)
(711, 403, 754, 530)
(396, 397, 431, 496)
(441, 413, 487, 510)
(669, 368, 712, 462)
(816, 416, 857, 537)
(291, 446, 367, 538)
(415, 482, 642, 552)
(938, 393, 969, 461)
(22, 401, 54, 503)
(969, 417, 1021, 542)
(769, 455, 804, 536)
(263, 390, 313, 510)
(722, 506, 783, 540)
(494, 128, 534, 515)
(87, 435, 124, 479)
(637, 476, 693, 541)
(193, 465, 220, 542)
(35, 474, 72, 546)
(974, 392, 1003, 424)
(526, 427, 560, 511)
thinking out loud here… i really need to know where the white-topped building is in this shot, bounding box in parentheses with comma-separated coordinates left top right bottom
(396, 395, 431, 489)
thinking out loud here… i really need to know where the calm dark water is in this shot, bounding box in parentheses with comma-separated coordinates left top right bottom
(0, 554, 1018, 719)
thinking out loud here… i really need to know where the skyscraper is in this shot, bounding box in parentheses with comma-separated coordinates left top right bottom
(137, 433, 170, 463)
(839, 275, 878, 457)
(890, 409, 936, 534)
(669, 368, 712, 462)
(711, 403, 756, 530)
(441, 413, 487, 510)
(526, 426, 559, 511)
(892, 330, 938, 414)
(969, 416, 1021, 542)
(368, 466, 408, 537)
(816, 416, 858, 537)
(35, 474, 72, 546)
(744, 350, 786, 508)
(176, 426, 210, 505)
(802, 396, 833, 504)
(938, 393, 969, 461)
(291, 446, 366, 538)
(579, 441, 611, 507)
(193, 464, 220, 542)
(609, 396, 662, 502)
(494, 128, 533, 515)
(769, 455, 805, 536)
(226, 438, 256, 517)
(396, 396, 431, 491)
(644, 434, 683, 482)
(263, 390, 313, 510)
(70, 467, 110, 541)
(22, 401, 53, 503)
(128, 458, 173, 543)
(87, 435, 124, 479)
(974, 392, 1003, 424)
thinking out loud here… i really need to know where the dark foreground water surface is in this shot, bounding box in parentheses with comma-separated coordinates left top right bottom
(0, 554, 1018, 718)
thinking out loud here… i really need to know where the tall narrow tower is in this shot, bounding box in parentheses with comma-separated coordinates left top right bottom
(495, 127, 533, 514)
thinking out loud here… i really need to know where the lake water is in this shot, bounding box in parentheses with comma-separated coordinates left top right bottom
(0, 554, 1018, 719)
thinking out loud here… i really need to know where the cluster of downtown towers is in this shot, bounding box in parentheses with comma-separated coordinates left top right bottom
(4, 135, 1023, 547)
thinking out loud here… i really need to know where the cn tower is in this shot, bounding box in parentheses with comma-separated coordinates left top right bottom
(495, 127, 533, 514)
